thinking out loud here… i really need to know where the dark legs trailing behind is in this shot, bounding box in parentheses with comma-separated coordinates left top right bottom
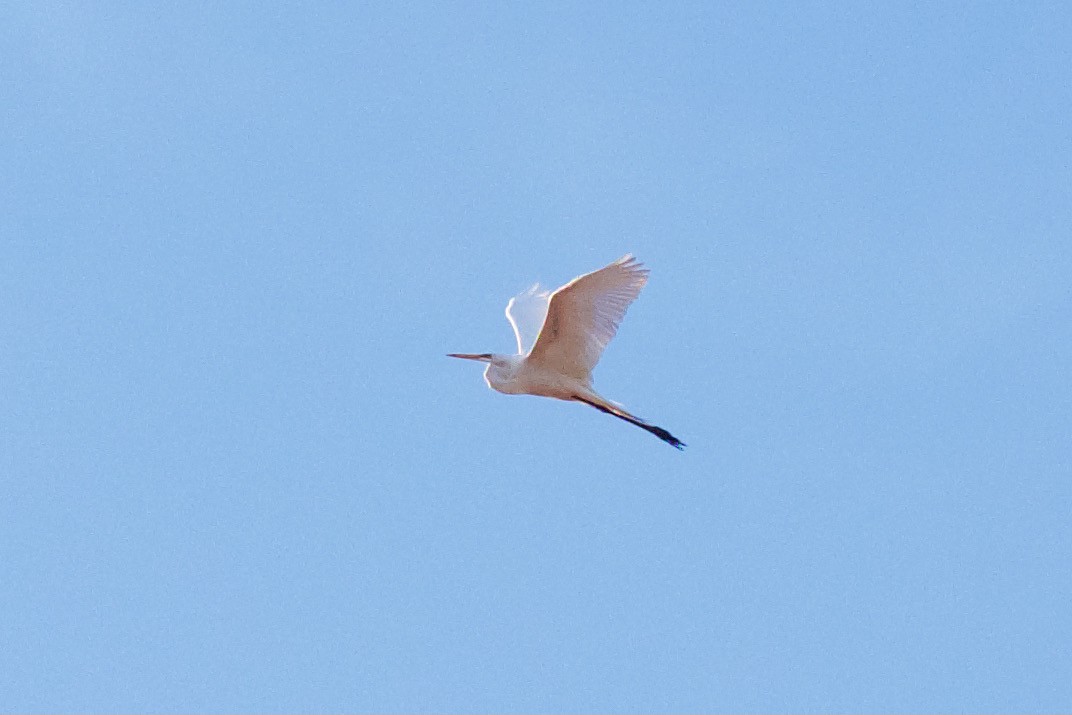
(571, 395, 685, 450)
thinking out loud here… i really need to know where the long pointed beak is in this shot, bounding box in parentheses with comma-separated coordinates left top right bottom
(447, 353, 492, 362)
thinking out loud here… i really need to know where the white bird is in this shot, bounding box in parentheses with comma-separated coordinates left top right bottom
(449, 254, 685, 449)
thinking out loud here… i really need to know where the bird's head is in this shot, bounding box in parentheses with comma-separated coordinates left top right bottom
(447, 352, 520, 383)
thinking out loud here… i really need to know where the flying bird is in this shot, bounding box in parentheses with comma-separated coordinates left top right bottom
(449, 255, 685, 449)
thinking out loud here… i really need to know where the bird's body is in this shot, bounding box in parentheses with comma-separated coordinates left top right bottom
(449, 255, 684, 449)
(483, 354, 564, 397)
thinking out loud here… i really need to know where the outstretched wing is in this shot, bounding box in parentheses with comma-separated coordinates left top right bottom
(505, 284, 551, 355)
(527, 254, 649, 380)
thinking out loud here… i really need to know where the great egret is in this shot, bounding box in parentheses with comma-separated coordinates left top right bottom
(449, 255, 685, 449)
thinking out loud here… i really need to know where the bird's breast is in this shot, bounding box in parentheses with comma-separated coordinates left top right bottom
(483, 369, 526, 394)
(486, 360, 582, 400)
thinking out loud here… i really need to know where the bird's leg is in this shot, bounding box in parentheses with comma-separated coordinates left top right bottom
(571, 395, 685, 450)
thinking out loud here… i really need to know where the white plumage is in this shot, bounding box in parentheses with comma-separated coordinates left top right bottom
(527, 254, 649, 380)
(504, 284, 551, 355)
(449, 255, 684, 449)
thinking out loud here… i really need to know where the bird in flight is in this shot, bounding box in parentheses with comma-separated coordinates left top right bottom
(449, 255, 685, 449)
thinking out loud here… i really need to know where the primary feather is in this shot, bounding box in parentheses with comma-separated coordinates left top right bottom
(527, 254, 649, 381)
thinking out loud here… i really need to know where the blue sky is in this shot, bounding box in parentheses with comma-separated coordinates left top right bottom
(3, 1, 1071, 711)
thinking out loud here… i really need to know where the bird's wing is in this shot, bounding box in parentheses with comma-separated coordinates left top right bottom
(527, 254, 649, 380)
(505, 283, 552, 355)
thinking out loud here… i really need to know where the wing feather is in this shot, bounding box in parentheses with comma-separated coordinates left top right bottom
(527, 254, 649, 380)
(505, 284, 551, 355)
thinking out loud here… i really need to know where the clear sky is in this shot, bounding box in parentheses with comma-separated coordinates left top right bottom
(3, 1, 1071, 711)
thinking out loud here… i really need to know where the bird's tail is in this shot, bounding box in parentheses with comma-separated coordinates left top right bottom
(571, 391, 685, 450)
